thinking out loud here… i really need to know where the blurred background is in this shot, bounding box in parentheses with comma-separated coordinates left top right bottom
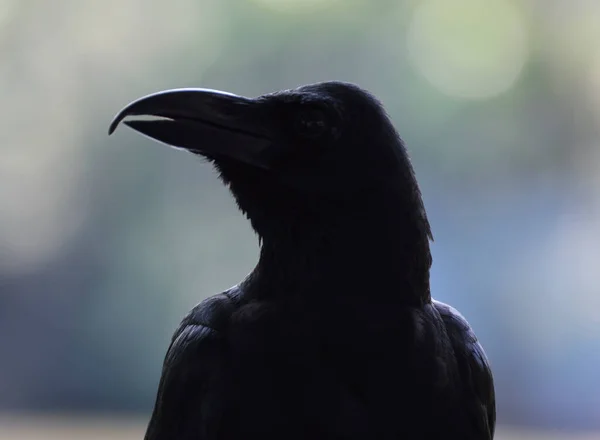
(1, 0, 599, 438)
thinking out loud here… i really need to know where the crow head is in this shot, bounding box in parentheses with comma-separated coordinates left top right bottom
(109, 82, 431, 248)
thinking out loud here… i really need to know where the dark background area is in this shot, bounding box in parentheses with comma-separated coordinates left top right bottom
(1, 0, 599, 438)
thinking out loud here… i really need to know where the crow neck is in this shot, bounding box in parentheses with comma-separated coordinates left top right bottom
(245, 201, 432, 306)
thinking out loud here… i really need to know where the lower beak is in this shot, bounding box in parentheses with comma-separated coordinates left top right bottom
(108, 88, 272, 169)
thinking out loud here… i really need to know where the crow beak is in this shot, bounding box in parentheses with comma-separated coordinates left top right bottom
(108, 88, 272, 169)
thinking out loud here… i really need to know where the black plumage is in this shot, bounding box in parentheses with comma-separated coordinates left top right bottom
(109, 81, 495, 439)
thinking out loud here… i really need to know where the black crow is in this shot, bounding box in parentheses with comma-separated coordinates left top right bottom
(109, 81, 495, 439)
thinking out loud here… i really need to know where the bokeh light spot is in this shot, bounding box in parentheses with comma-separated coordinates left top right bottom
(407, 0, 529, 99)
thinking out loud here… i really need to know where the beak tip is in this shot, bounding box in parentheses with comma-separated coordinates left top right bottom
(108, 115, 124, 135)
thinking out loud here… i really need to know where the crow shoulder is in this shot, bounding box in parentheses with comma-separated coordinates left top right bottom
(433, 299, 496, 439)
(144, 289, 239, 440)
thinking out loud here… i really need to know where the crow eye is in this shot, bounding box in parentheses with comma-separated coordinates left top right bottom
(294, 109, 328, 138)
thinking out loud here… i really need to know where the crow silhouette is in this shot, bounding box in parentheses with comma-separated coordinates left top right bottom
(109, 81, 495, 440)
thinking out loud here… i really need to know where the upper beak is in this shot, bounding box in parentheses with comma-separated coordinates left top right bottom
(108, 88, 272, 169)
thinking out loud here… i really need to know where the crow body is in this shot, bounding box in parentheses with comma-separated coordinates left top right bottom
(110, 81, 495, 439)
